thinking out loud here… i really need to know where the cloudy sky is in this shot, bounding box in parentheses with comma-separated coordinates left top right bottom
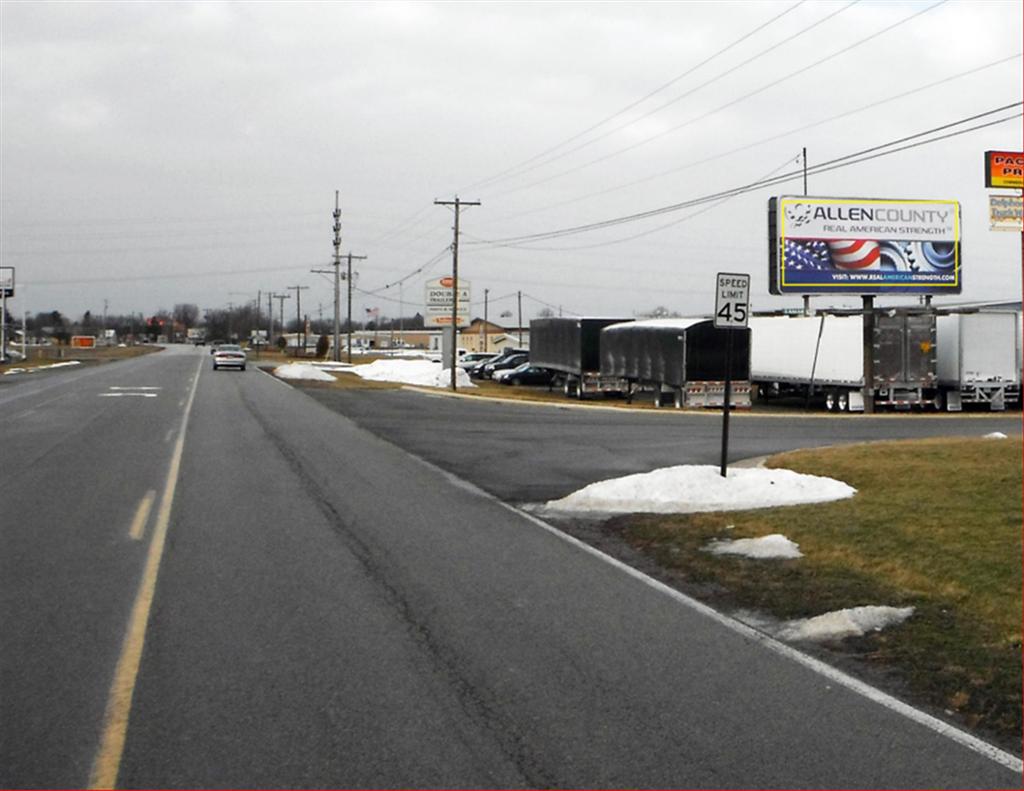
(1, 0, 1021, 325)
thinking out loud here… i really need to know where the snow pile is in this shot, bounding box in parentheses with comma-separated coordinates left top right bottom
(545, 465, 856, 514)
(705, 534, 803, 559)
(274, 363, 337, 382)
(3, 361, 82, 376)
(775, 606, 914, 642)
(313, 361, 353, 371)
(349, 359, 477, 389)
(983, 431, 1008, 440)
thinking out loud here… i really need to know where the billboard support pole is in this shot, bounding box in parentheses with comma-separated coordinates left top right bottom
(862, 295, 875, 414)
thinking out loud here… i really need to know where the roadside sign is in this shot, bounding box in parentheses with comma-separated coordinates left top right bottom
(425, 276, 471, 328)
(714, 272, 750, 329)
(0, 267, 13, 298)
(989, 194, 1023, 232)
(985, 150, 1024, 189)
(713, 272, 749, 479)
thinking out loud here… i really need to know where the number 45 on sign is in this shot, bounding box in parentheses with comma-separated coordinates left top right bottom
(714, 272, 750, 328)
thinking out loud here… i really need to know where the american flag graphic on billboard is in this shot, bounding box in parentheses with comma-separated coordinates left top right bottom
(783, 239, 830, 272)
(827, 240, 880, 269)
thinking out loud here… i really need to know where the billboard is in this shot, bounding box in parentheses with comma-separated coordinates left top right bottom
(768, 196, 961, 295)
(0, 266, 13, 298)
(424, 276, 470, 327)
(985, 150, 1023, 189)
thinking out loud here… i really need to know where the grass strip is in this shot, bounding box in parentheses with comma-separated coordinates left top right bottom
(611, 437, 1022, 746)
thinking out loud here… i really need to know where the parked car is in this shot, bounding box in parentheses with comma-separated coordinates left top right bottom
(212, 344, 247, 371)
(470, 348, 528, 378)
(457, 352, 498, 371)
(499, 363, 554, 386)
(479, 352, 529, 380)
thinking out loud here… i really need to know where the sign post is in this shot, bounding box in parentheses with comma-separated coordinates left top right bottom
(714, 272, 750, 478)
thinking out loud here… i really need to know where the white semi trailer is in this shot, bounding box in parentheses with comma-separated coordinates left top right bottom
(935, 311, 1021, 410)
(750, 312, 938, 412)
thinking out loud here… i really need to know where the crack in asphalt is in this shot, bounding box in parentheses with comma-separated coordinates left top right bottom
(238, 385, 562, 789)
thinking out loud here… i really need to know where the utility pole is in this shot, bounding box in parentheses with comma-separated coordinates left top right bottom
(311, 197, 344, 361)
(267, 292, 276, 347)
(517, 290, 523, 346)
(346, 252, 366, 363)
(802, 147, 811, 318)
(273, 293, 290, 352)
(481, 288, 489, 352)
(287, 285, 309, 354)
(332, 193, 342, 361)
(435, 195, 481, 390)
(313, 250, 364, 362)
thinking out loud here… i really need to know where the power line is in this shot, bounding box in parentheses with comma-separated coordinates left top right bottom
(358, 246, 451, 296)
(467, 103, 1021, 248)
(484, 0, 949, 200)
(459, 0, 807, 193)
(483, 51, 1022, 226)
(474, 0, 854, 195)
(469, 152, 802, 253)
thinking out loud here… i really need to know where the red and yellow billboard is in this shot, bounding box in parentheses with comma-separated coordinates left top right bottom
(985, 150, 1023, 189)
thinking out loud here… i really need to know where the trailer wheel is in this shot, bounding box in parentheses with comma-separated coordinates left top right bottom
(563, 378, 573, 397)
(837, 391, 849, 412)
(824, 390, 837, 412)
(674, 388, 684, 409)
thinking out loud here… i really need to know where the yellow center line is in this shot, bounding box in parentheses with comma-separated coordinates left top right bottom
(127, 491, 156, 541)
(89, 356, 204, 790)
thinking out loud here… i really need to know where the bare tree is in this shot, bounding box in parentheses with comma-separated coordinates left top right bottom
(173, 303, 200, 330)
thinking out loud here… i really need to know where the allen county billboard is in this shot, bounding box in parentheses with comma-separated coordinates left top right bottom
(768, 196, 961, 295)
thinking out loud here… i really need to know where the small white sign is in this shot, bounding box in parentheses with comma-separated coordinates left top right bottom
(425, 276, 471, 328)
(0, 266, 14, 297)
(714, 272, 750, 329)
(989, 195, 1023, 232)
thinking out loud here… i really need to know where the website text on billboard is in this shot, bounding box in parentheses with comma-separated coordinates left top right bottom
(768, 196, 961, 295)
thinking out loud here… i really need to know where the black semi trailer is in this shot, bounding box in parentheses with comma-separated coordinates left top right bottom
(600, 318, 752, 408)
(529, 317, 632, 398)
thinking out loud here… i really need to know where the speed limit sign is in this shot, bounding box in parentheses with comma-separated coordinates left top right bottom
(714, 272, 750, 329)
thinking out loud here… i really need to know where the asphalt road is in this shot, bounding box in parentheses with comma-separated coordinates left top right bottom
(1, 348, 1020, 788)
(300, 385, 1023, 503)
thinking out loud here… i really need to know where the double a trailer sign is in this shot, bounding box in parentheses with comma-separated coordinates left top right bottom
(425, 276, 471, 327)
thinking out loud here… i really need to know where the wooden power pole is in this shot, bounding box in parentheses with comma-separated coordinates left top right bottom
(434, 196, 480, 390)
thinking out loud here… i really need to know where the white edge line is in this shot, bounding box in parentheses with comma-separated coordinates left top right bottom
(259, 371, 1023, 772)
(407, 451, 1023, 774)
(256, 366, 296, 389)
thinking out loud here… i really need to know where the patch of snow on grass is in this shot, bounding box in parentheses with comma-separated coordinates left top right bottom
(349, 359, 476, 389)
(776, 606, 914, 642)
(705, 534, 803, 559)
(984, 431, 1008, 439)
(274, 363, 337, 382)
(544, 465, 855, 514)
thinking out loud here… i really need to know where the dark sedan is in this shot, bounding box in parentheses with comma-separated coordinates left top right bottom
(499, 363, 553, 386)
(477, 353, 529, 380)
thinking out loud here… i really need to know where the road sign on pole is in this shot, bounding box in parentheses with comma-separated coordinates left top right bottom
(714, 272, 750, 477)
(714, 272, 750, 329)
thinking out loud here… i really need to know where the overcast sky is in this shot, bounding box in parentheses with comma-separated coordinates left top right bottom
(2, 0, 1021, 325)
